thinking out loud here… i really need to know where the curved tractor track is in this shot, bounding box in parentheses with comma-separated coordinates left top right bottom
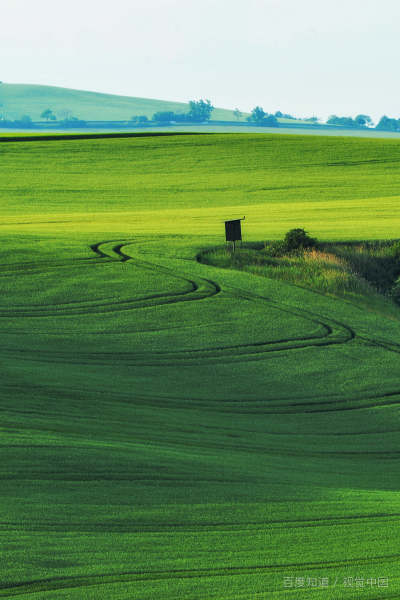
(2, 238, 399, 373)
(0, 238, 384, 370)
(87, 240, 357, 365)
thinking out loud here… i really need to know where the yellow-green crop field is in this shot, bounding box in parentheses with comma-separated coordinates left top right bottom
(1, 132, 400, 599)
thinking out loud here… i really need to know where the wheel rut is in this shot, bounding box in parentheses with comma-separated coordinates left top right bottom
(0, 239, 365, 368)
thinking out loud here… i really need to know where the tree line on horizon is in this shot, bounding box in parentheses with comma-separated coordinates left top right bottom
(244, 109, 400, 130)
(130, 104, 312, 127)
(326, 114, 400, 130)
(130, 100, 215, 125)
(1, 100, 400, 131)
(0, 108, 87, 129)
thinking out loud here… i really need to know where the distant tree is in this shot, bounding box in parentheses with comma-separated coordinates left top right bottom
(130, 115, 149, 124)
(58, 108, 73, 121)
(376, 115, 399, 130)
(40, 109, 54, 121)
(233, 108, 242, 121)
(355, 114, 373, 127)
(354, 115, 366, 126)
(152, 111, 176, 123)
(187, 99, 214, 122)
(19, 115, 32, 125)
(326, 115, 339, 124)
(327, 115, 356, 127)
(306, 116, 320, 124)
(246, 107, 278, 127)
(58, 116, 86, 128)
(341, 117, 355, 127)
(49, 114, 57, 121)
(246, 106, 266, 125)
(275, 111, 298, 120)
(262, 114, 279, 127)
(173, 112, 189, 123)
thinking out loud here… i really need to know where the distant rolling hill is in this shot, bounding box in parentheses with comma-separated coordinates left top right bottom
(0, 83, 252, 123)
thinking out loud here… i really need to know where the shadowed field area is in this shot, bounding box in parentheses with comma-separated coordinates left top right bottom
(1, 133, 400, 598)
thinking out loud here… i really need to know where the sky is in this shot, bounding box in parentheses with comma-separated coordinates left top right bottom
(2, 0, 400, 122)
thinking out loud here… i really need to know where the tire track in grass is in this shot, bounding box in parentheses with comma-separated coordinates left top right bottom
(1, 239, 393, 374)
(0, 240, 220, 318)
(93, 240, 357, 364)
(0, 239, 361, 368)
(0, 308, 354, 367)
(3, 380, 400, 415)
(0, 237, 353, 349)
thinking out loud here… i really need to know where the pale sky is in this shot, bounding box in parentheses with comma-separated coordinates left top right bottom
(2, 0, 400, 122)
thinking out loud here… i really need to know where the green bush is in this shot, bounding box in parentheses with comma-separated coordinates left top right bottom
(284, 228, 317, 252)
(263, 229, 317, 256)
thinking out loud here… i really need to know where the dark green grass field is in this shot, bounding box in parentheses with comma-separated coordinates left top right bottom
(1, 133, 400, 598)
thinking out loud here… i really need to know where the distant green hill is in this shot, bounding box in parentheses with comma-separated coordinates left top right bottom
(0, 83, 252, 123)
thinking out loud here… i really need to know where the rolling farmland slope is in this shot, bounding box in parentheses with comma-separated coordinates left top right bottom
(0, 83, 250, 122)
(1, 133, 400, 598)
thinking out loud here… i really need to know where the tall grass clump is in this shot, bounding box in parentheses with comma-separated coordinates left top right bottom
(198, 239, 400, 317)
(324, 241, 400, 296)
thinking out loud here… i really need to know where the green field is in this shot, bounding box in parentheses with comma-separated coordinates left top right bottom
(0, 84, 321, 128)
(1, 132, 400, 599)
(0, 84, 252, 123)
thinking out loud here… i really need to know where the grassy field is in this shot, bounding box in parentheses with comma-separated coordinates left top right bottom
(0, 83, 321, 128)
(0, 83, 251, 122)
(1, 132, 400, 598)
